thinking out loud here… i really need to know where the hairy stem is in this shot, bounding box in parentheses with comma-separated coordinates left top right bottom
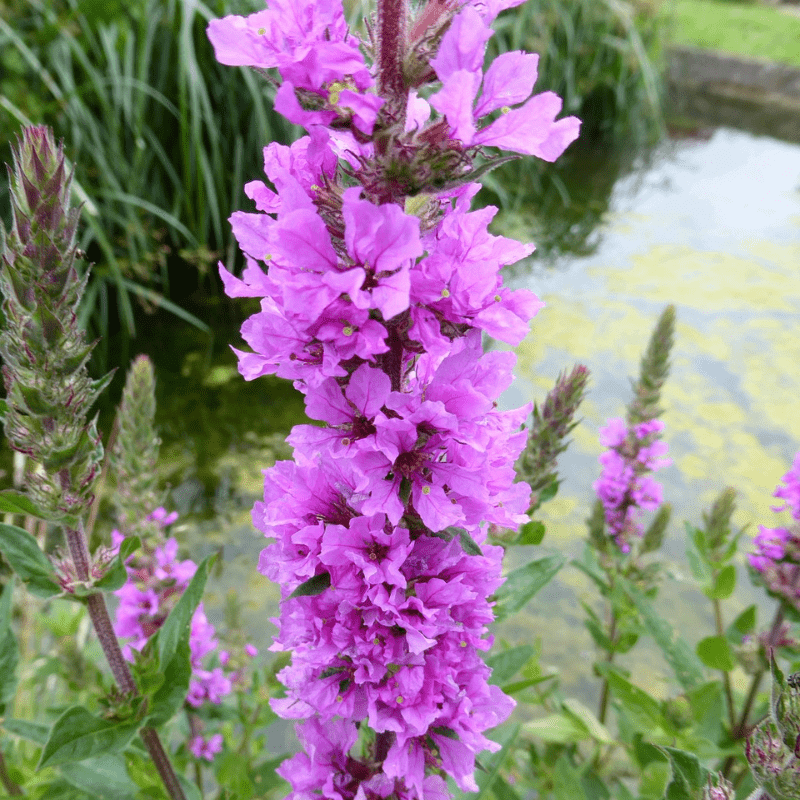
(377, 0, 408, 125)
(63, 525, 186, 800)
(0, 749, 23, 796)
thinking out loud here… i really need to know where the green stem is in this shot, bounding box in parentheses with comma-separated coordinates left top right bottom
(597, 608, 617, 726)
(713, 595, 735, 730)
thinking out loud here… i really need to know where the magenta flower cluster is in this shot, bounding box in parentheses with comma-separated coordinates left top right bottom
(112, 508, 245, 760)
(207, 0, 579, 796)
(593, 418, 671, 553)
(748, 452, 800, 610)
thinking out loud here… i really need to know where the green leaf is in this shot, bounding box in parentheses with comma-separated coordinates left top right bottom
(0, 490, 47, 519)
(502, 674, 557, 695)
(494, 554, 565, 622)
(214, 751, 254, 800)
(659, 746, 708, 800)
(517, 520, 545, 545)
(622, 579, 705, 691)
(0, 523, 61, 597)
(684, 524, 710, 583)
(473, 724, 520, 800)
(696, 636, 735, 671)
(177, 774, 203, 800)
(485, 645, 534, 686)
(288, 571, 331, 600)
(458, 529, 482, 556)
(59, 754, 138, 800)
(250, 755, 291, 796)
(145, 639, 192, 726)
(554, 754, 588, 800)
(156, 553, 215, 669)
(0, 582, 19, 712)
(524, 713, 589, 743)
(594, 663, 670, 734)
(1, 717, 50, 744)
(705, 564, 736, 600)
(95, 537, 140, 592)
(727, 604, 756, 641)
(562, 698, 613, 744)
(38, 706, 140, 769)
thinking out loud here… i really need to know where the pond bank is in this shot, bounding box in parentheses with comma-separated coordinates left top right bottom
(667, 45, 800, 143)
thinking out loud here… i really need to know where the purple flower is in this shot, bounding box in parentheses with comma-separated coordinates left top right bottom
(593, 417, 671, 552)
(189, 733, 224, 761)
(429, 6, 580, 160)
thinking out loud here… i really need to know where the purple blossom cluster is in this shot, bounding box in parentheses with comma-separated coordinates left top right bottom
(593, 418, 671, 553)
(748, 452, 800, 610)
(208, 0, 579, 796)
(112, 508, 244, 760)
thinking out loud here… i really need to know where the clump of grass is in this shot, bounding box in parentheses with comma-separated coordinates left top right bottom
(0, 0, 293, 343)
(490, 0, 666, 145)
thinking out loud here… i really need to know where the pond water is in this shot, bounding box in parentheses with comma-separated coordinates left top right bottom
(499, 126, 800, 702)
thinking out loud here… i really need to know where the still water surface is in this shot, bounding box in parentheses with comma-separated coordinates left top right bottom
(499, 126, 800, 700)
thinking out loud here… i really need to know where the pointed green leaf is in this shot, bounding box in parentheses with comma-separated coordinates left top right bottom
(485, 645, 534, 686)
(473, 724, 520, 800)
(0, 523, 60, 597)
(696, 636, 735, 672)
(562, 698, 613, 744)
(0, 490, 47, 519)
(594, 663, 670, 733)
(59, 754, 138, 800)
(156, 553, 215, 669)
(494, 554, 565, 622)
(1, 718, 50, 744)
(554, 754, 588, 800)
(524, 713, 588, 743)
(0, 582, 19, 712)
(458, 529, 482, 556)
(288, 571, 331, 600)
(38, 706, 140, 769)
(705, 564, 736, 600)
(145, 639, 192, 726)
(621, 579, 705, 690)
(727, 604, 756, 642)
(659, 746, 708, 800)
(517, 520, 545, 545)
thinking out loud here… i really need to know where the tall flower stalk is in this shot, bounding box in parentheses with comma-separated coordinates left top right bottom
(0, 127, 186, 800)
(208, 0, 579, 796)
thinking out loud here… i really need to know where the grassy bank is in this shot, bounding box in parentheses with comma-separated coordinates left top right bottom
(663, 0, 800, 68)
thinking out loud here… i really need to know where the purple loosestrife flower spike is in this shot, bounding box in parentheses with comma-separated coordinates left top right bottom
(0, 126, 112, 523)
(208, 1, 580, 796)
(591, 307, 675, 555)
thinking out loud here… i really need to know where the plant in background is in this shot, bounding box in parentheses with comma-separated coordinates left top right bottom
(208, 0, 580, 794)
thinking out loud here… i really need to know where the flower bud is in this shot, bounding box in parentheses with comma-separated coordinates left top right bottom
(702, 773, 734, 800)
